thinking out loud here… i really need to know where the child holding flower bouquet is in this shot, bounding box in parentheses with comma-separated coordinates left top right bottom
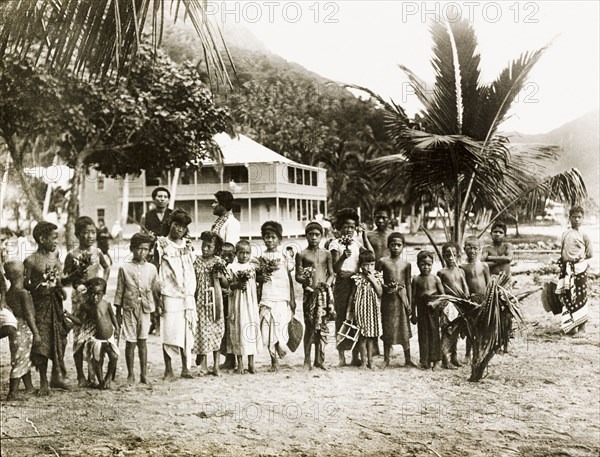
(228, 240, 261, 374)
(296, 222, 335, 370)
(193, 231, 229, 376)
(256, 221, 294, 372)
(63, 216, 110, 387)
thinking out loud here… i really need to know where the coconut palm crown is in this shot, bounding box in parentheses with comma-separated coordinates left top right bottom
(365, 18, 586, 244)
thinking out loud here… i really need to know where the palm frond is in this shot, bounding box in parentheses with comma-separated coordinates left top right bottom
(0, 0, 234, 83)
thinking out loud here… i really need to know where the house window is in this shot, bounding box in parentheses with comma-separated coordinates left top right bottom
(199, 167, 220, 184)
(311, 171, 318, 187)
(96, 173, 105, 191)
(287, 166, 295, 184)
(304, 169, 311, 186)
(224, 166, 248, 183)
(96, 208, 105, 224)
(296, 168, 303, 185)
(145, 170, 168, 187)
(177, 169, 194, 185)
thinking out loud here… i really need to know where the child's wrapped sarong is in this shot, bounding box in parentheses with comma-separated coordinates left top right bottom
(10, 317, 33, 379)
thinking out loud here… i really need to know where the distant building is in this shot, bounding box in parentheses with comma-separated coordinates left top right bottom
(80, 133, 327, 238)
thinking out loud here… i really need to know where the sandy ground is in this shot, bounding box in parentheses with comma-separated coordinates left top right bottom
(1, 228, 599, 456)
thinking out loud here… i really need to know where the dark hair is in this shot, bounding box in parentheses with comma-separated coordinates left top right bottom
(335, 208, 359, 230)
(387, 232, 405, 246)
(221, 242, 235, 251)
(130, 232, 154, 250)
(416, 251, 434, 263)
(359, 250, 376, 265)
(463, 236, 480, 246)
(167, 208, 192, 228)
(3, 260, 23, 281)
(490, 222, 507, 234)
(85, 277, 107, 294)
(74, 216, 96, 238)
(442, 242, 461, 256)
(235, 240, 251, 252)
(305, 222, 323, 235)
(200, 231, 223, 255)
(261, 221, 283, 240)
(152, 186, 171, 200)
(374, 204, 392, 217)
(32, 221, 57, 244)
(569, 205, 584, 216)
(215, 190, 234, 211)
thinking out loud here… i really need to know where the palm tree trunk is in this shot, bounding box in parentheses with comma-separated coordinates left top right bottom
(65, 161, 85, 250)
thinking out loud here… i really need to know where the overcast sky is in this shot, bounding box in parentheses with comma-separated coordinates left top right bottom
(213, 1, 599, 134)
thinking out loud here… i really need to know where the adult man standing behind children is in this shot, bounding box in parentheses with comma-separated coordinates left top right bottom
(140, 187, 172, 239)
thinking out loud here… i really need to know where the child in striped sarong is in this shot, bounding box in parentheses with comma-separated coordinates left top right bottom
(349, 250, 383, 369)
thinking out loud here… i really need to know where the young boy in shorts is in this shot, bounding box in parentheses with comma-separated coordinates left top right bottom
(114, 233, 160, 384)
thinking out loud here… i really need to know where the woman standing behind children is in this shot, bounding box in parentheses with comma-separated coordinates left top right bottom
(348, 250, 383, 369)
(257, 221, 294, 372)
(193, 231, 228, 376)
(228, 240, 261, 374)
(155, 209, 197, 380)
(63, 216, 110, 387)
(330, 208, 375, 367)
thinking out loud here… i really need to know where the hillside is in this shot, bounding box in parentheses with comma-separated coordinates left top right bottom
(506, 110, 599, 197)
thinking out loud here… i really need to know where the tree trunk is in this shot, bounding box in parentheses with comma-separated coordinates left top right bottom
(514, 213, 520, 237)
(65, 162, 85, 250)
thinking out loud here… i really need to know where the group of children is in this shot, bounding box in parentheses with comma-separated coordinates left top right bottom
(0, 207, 516, 398)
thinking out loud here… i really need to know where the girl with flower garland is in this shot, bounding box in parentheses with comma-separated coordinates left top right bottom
(156, 209, 197, 380)
(348, 250, 383, 369)
(256, 221, 295, 372)
(25, 222, 76, 395)
(193, 231, 228, 376)
(228, 240, 261, 374)
(63, 216, 110, 387)
(329, 208, 375, 367)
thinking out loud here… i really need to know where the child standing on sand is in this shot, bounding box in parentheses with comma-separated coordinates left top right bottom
(296, 222, 335, 370)
(114, 233, 160, 385)
(437, 242, 469, 370)
(377, 232, 415, 367)
(348, 250, 383, 369)
(85, 278, 119, 389)
(411, 251, 444, 370)
(228, 240, 261, 374)
(460, 236, 490, 364)
(4, 260, 41, 399)
(193, 231, 228, 377)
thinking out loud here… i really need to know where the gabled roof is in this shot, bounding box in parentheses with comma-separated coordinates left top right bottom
(209, 133, 295, 165)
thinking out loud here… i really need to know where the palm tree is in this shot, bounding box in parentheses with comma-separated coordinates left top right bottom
(362, 18, 586, 245)
(0, 0, 233, 83)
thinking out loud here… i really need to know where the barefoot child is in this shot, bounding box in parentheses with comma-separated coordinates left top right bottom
(295, 222, 335, 370)
(460, 236, 490, 363)
(330, 208, 375, 367)
(557, 206, 593, 335)
(482, 222, 514, 277)
(257, 221, 294, 372)
(4, 260, 41, 399)
(348, 250, 383, 369)
(219, 242, 237, 370)
(228, 240, 261, 374)
(63, 216, 110, 387)
(377, 232, 415, 367)
(437, 242, 469, 369)
(114, 233, 160, 385)
(411, 251, 444, 370)
(156, 209, 197, 380)
(85, 278, 119, 389)
(25, 222, 71, 395)
(193, 231, 228, 376)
